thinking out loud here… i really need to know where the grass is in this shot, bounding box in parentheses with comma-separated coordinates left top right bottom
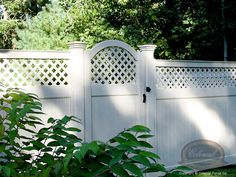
(191, 165, 236, 177)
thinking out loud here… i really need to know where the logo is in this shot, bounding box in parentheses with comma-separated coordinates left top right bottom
(180, 139, 226, 170)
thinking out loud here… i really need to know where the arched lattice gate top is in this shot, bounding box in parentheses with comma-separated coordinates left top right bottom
(89, 40, 137, 84)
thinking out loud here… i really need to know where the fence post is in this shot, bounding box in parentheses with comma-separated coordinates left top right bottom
(138, 45, 157, 152)
(139, 45, 157, 177)
(69, 41, 87, 138)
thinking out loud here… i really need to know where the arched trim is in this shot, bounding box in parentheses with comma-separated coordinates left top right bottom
(89, 40, 137, 60)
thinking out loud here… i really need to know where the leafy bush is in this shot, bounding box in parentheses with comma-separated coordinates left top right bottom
(0, 86, 189, 177)
(0, 21, 21, 49)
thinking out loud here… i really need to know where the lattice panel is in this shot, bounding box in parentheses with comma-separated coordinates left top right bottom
(91, 47, 136, 84)
(156, 67, 236, 89)
(0, 58, 69, 87)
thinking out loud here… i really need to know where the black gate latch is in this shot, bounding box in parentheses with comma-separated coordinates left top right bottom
(146, 87, 151, 92)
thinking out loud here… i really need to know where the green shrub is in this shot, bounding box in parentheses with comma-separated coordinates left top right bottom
(0, 21, 21, 49)
(0, 86, 189, 177)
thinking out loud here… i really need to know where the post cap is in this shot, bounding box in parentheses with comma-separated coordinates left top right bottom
(69, 41, 87, 49)
(138, 44, 156, 51)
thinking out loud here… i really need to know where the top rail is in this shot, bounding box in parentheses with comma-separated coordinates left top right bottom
(154, 59, 236, 68)
(0, 49, 70, 59)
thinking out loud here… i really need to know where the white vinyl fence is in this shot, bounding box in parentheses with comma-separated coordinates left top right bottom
(1, 40, 236, 171)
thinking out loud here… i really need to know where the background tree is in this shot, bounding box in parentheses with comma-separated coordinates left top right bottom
(3, 0, 50, 19)
(0, 0, 51, 48)
(1, 0, 235, 60)
(15, 2, 76, 50)
(99, 0, 236, 60)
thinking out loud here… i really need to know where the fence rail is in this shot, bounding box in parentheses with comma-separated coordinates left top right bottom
(0, 49, 70, 59)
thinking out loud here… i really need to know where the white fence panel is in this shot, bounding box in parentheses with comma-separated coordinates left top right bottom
(148, 60, 236, 170)
(0, 47, 82, 136)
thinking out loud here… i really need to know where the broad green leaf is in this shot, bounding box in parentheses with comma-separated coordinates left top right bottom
(23, 146, 36, 151)
(53, 124, 66, 130)
(53, 128, 68, 136)
(66, 127, 81, 132)
(174, 166, 192, 171)
(111, 164, 130, 177)
(47, 141, 60, 147)
(139, 151, 160, 160)
(85, 160, 104, 171)
(63, 153, 73, 169)
(116, 144, 133, 151)
(89, 141, 100, 154)
(143, 164, 166, 173)
(30, 110, 44, 114)
(48, 117, 56, 123)
(42, 147, 53, 152)
(131, 155, 151, 167)
(138, 141, 153, 148)
(61, 116, 71, 124)
(96, 154, 112, 165)
(66, 134, 79, 140)
(50, 135, 68, 145)
(25, 120, 44, 126)
(32, 140, 45, 149)
(74, 151, 83, 163)
(70, 116, 81, 123)
(89, 165, 109, 177)
(28, 115, 42, 121)
(9, 130, 17, 144)
(110, 137, 127, 144)
(108, 150, 124, 166)
(122, 162, 143, 177)
(121, 132, 138, 142)
(128, 125, 150, 133)
(19, 135, 32, 140)
(123, 141, 139, 147)
(0, 124, 4, 137)
(21, 127, 36, 134)
(79, 143, 90, 158)
(137, 134, 154, 139)
(41, 153, 54, 165)
(38, 127, 49, 134)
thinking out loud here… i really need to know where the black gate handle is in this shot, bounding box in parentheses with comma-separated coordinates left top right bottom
(146, 87, 151, 92)
(143, 94, 146, 103)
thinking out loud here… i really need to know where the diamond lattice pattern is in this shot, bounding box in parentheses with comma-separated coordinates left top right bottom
(91, 47, 136, 84)
(156, 67, 236, 89)
(0, 58, 69, 87)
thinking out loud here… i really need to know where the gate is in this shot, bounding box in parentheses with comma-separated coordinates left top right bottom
(85, 40, 146, 141)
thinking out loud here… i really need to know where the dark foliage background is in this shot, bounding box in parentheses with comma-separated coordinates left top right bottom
(0, 0, 235, 60)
